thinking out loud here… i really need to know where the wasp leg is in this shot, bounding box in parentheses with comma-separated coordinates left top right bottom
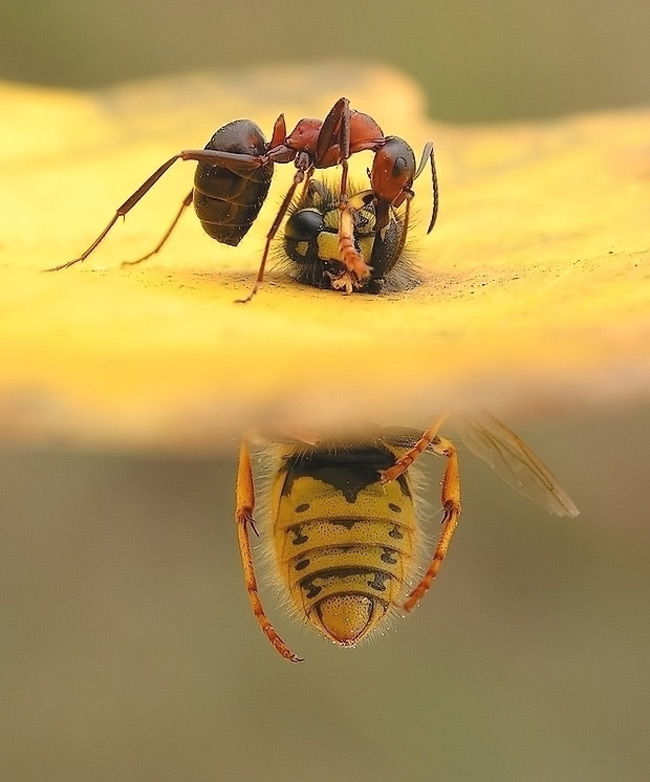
(121, 189, 194, 267)
(377, 414, 461, 611)
(337, 202, 372, 285)
(337, 161, 372, 284)
(328, 270, 355, 294)
(316, 98, 371, 285)
(413, 141, 439, 234)
(46, 148, 266, 272)
(402, 434, 461, 612)
(235, 441, 303, 662)
(378, 413, 449, 484)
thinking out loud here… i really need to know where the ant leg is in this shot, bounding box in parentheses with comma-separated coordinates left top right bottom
(235, 440, 303, 662)
(47, 148, 265, 272)
(46, 153, 183, 271)
(121, 189, 193, 267)
(403, 435, 461, 612)
(297, 169, 314, 203)
(413, 142, 439, 233)
(393, 195, 411, 260)
(235, 168, 308, 304)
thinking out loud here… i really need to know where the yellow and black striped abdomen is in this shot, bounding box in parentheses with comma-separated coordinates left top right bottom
(270, 445, 418, 646)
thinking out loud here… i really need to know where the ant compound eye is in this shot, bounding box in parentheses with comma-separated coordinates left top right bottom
(391, 155, 409, 179)
(285, 208, 325, 242)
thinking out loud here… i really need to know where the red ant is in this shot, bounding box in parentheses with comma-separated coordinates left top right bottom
(48, 98, 438, 302)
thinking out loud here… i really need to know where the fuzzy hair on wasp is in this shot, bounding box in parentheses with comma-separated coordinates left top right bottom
(280, 178, 421, 294)
(235, 413, 579, 663)
(46, 98, 438, 301)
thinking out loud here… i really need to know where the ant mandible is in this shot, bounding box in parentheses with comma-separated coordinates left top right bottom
(47, 98, 438, 302)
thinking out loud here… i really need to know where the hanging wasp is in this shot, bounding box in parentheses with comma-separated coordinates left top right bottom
(235, 413, 579, 662)
(47, 98, 438, 302)
(280, 178, 420, 293)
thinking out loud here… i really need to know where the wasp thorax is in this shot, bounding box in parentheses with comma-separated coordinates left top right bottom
(312, 594, 387, 646)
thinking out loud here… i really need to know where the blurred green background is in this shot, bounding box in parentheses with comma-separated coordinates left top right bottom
(1, 0, 649, 121)
(2, 2, 650, 781)
(3, 407, 650, 781)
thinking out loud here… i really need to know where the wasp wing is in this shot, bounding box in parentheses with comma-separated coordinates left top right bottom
(455, 411, 579, 517)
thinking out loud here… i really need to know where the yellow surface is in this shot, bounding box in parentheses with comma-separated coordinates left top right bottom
(1, 64, 649, 450)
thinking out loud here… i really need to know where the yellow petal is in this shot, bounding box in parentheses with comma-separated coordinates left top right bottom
(1, 65, 648, 449)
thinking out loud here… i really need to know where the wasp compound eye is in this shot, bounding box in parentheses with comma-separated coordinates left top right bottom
(284, 208, 326, 242)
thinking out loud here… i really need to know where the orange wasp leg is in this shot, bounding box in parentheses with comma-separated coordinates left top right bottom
(235, 441, 303, 662)
(317, 98, 371, 287)
(403, 434, 460, 612)
(336, 189, 372, 286)
(379, 413, 449, 484)
(378, 414, 462, 612)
